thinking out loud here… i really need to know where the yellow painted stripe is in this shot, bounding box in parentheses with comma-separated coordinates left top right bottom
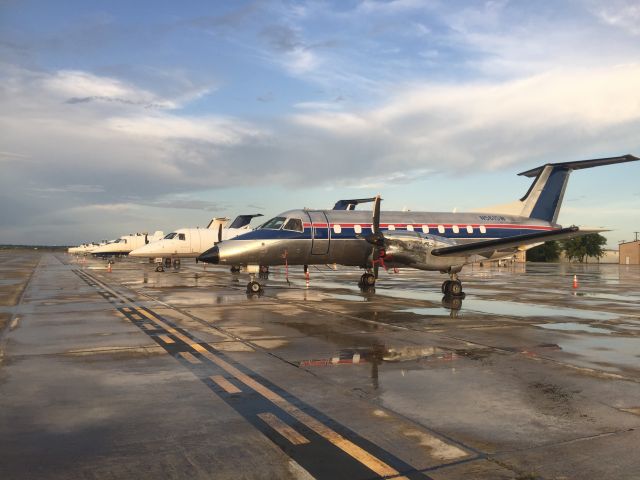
(179, 351, 201, 364)
(158, 334, 174, 344)
(257, 412, 310, 445)
(210, 375, 242, 394)
(91, 281, 409, 480)
(143, 323, 157, 331)
(134, 310, 406, 479)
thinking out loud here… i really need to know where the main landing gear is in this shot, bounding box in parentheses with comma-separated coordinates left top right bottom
(155, 258, 180, 272)
(441, 273, 464, 297)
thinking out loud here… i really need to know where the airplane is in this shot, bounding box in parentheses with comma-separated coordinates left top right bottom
(197, 155, 638, 295)
(128, 200, 376, 272)
(68, 240, 109, 255)
(90, 231, 164, 259)
(129, 215, 263, 272)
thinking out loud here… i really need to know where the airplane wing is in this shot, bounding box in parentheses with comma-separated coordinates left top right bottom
(430, 226, 605, 258)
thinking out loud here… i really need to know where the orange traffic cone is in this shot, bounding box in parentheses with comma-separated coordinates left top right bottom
(107, 263, 112, 273)
(572, 274, 578, 289)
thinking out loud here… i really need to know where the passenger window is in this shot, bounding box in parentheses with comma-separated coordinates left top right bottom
(422, 225, 429, 234)
(452, 225, 459, 234)
(438, 225, 445, 234)
(283, 218, 303, 232)
(354, 225, 362, 234)
(178, 233, 186, 241)
(332, 224, 342, 234)
(480, 225, 487, 234)
(407, 225, 414, 231)
(466, 225, 473, 234)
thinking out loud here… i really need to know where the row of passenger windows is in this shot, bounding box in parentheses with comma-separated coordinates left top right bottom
(332, 224, 487, 234)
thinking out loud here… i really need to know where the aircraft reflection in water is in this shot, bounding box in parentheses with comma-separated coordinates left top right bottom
(299, 344, 459, 390)
(198, 155, 638, 296)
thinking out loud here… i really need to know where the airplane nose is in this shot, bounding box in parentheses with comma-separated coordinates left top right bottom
(198, 245, 219, 264)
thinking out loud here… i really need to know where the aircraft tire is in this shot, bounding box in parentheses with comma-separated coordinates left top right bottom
(442, 280, 451, 294)
(247, 281, 263, 294)
(449, 280, 463, 296)
(360, 273, 376, 287)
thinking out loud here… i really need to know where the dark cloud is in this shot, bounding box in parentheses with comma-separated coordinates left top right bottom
(260, 24, 303, 52)
(64, 96, 166, 109)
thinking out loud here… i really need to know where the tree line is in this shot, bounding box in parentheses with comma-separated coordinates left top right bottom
(526, 233, 608, 263)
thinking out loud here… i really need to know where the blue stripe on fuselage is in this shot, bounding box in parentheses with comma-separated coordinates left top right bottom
(231, 226, 550, 241)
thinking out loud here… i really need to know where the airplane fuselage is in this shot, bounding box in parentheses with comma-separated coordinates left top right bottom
(213, 209, 555, 270)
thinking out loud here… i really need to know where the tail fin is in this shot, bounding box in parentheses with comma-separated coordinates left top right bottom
(477, 154, 638, 223)
(206, 217, 229, 230)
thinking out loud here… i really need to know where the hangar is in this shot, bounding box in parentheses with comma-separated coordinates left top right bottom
(619, 239, 640, 265)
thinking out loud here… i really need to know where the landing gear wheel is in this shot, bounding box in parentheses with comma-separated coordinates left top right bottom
(359, 273, 376, 288)
(230, 266, 241, 273)
(449, 280, 463, 296)
(443, 279, 463, 296)
(247, 281, 263, 294)
(155, 265, 164, 272)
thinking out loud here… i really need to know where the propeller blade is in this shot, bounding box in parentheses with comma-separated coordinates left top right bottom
(217, 224, 223, 243)
(372, 194, 381, 234)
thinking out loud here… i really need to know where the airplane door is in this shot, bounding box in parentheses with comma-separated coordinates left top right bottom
(308, 211, 330, 255)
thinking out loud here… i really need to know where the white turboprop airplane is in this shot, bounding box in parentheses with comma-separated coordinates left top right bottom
(91, 231, 164, 259)
(129, 215, 263, 271)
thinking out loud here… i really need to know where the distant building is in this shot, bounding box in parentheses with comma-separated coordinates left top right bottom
(619, 240, 640, 265)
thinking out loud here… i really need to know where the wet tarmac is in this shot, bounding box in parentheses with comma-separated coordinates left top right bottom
(1, 250, 639, 479)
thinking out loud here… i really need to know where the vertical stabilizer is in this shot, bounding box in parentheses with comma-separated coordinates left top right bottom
(476, 154, 638, 223)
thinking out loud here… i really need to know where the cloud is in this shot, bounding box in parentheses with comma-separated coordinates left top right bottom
(593, 1, 640, 35)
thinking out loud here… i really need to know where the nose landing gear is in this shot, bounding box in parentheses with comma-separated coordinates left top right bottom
(359, 272, 376, 288)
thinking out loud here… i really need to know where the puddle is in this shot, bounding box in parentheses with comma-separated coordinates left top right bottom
(536, 322, 612, 334)
(573, 291, 640, 302)
(555, 336, 640, 373)
(405, 298, 620, 321)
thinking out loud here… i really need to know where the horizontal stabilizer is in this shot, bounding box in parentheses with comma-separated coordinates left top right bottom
(431, 226, 606, 258)
(333, 198, 377, 210)
(518, 154, 638, 178)
(228, 214, 263, 229)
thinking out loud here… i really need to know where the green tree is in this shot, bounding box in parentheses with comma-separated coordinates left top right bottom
(527, 241, 560, 262)
(561, 233, 607, 263)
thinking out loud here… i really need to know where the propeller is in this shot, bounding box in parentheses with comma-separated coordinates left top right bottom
(359, 195, 386, 278)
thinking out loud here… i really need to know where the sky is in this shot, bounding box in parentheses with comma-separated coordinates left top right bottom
(1, 0, 639, 247)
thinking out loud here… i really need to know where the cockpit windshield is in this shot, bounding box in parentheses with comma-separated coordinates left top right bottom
(283, 218, 303, 232)
(260, 217, 286, 230)
(164, 232, 177, 239)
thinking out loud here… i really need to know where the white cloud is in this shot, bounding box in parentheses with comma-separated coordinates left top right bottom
(593, 1, 640, 35)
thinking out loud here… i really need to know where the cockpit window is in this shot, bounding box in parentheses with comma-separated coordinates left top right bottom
(178, 233, 186, 241)
(164, 233, 177, 239)
(260, 216, 286, 230)
(283, 218, 303, 232)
